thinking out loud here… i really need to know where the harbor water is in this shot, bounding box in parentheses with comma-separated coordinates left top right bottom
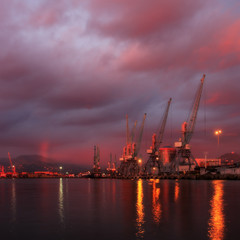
(1, 178, 240, 240)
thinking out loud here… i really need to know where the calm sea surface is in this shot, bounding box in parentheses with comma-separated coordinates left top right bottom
(0, 178, 240, 240)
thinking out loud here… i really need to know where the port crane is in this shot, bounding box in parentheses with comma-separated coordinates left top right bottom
(8, 152, 17, 176)
(119, 113, 147, 178)
(174, 74, 206, 172)
(129, 120, 137, 144)
(0, 165, 6, 177)
(93, 145, 101, 176)
(145, 98, 172, 175)
(8, 152, 16, 173)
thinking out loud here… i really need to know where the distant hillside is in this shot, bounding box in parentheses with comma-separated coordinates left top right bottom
(0, 154, 86, 174)
(220, 152, 240, 163)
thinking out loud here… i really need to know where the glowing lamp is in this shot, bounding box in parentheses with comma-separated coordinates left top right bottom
(214, 129, 222, 145)
(215, 129, 222, 135)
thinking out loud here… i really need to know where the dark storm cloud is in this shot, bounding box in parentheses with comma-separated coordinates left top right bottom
(0, 0, 239, 163)
(61, 94, 155, 127)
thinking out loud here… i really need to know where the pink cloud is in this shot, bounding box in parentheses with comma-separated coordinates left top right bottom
(207, 92, 221, 105)
(30, 9, 60, 27)
(88, 0, 207, 39)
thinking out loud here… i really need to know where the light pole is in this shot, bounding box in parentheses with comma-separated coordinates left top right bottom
(204, 152, 208, 169)
(138, 159, 142, 175)
(214, 129, 222, 145)
(214, 130, 222, 160)
(59, 166, 63, 176)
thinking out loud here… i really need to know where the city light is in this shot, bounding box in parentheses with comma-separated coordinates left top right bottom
(215, 130, 222, 136)
(214, 129, 222, 145)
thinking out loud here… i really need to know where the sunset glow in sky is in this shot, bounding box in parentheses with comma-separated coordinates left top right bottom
(0, 0, 239, 166)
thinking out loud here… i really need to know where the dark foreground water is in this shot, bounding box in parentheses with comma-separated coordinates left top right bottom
(1, 179, 240, 240)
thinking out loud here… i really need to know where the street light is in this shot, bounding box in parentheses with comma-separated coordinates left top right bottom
(138, 159, 142, 175)
(214, 129, 222, 145)
(59, 166, 63, 175)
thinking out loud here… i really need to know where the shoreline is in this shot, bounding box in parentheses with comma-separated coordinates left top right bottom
(2, 173, 240, 180)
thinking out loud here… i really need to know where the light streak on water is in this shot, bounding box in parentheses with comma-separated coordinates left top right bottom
(208, 180, 225, 240)
(152, 179, 161, 223)
(59, 178, 64, 226)
(136, 179, 145, 238)
(174, 180, 180, 202)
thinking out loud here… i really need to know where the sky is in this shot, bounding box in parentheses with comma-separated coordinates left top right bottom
(0, 0, 239, 167)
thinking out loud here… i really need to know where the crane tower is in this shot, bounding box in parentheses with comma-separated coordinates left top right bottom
(93, 145, 101, 176)
(8, 152, 16, 174)
(119, 113, 147, 178)
(174, 74, 206, 172)
(144, 98, 172, 175)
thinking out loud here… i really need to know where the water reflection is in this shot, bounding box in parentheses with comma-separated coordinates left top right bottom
(208, 181, 225, 240)
(11, 179, 16, 223)
(152, 179, 161, 223)
(174, 180, 179, 202)
(112, 180, 116, 204)
(136, 179, 145, 238)
(59, 178, 64, 226)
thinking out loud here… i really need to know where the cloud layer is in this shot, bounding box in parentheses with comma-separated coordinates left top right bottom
(0, 0, 239, 166)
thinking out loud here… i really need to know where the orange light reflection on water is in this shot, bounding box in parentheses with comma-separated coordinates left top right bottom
(208, 180, 225, 240)
(136, 179, 145, 238)
(152, 179, 161, 223)
(174, 180, 179, 202)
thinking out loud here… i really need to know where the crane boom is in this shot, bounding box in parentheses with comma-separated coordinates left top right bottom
(130, 121, 137, 143)
(135, 113, 147, 157)
(126, 114, 129, 145)
(8, 152, 13, 168)
(8, 152, 16, 173)
(184, 74, 205, 145)
(156, 98, 172, 150)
